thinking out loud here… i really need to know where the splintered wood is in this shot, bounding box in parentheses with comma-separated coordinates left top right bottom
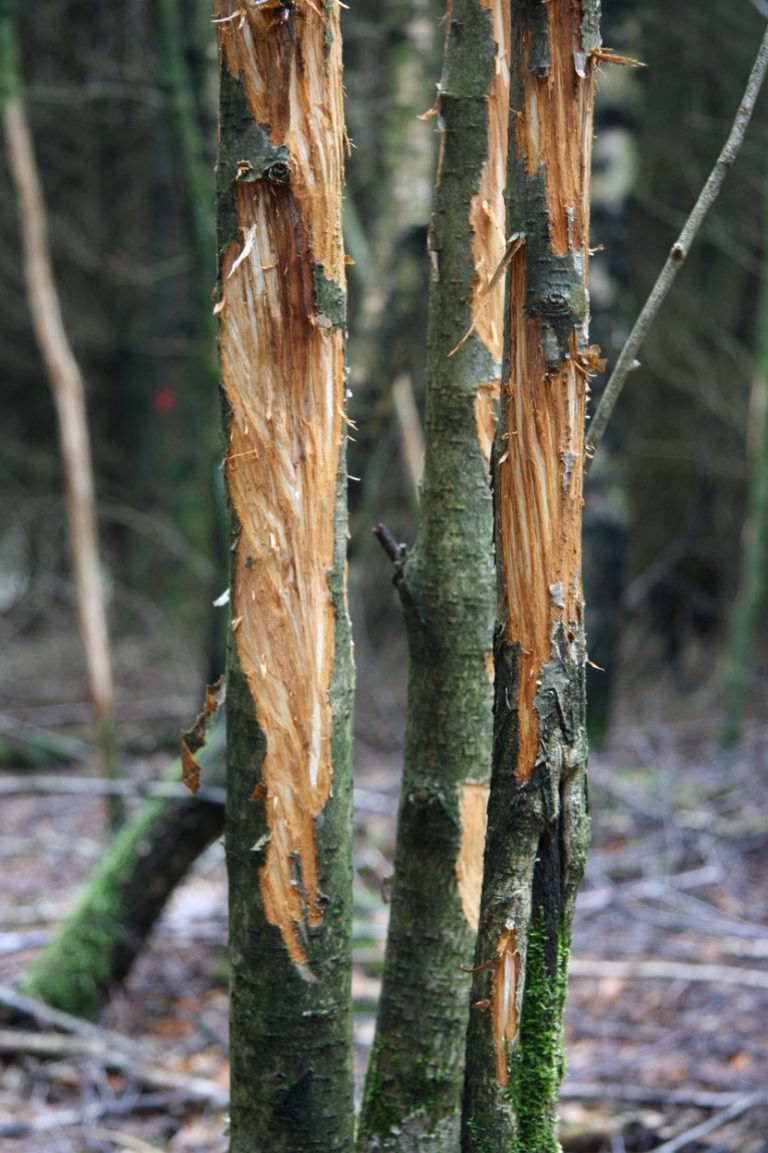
(499, 3, 594, 785)
(470, 925, 520, 1087)
(215, 1, 347, 970)
(469, 0, 512, 462)
(456, 781, 491, 931)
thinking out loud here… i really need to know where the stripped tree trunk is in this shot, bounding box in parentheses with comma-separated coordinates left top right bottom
(463, 3, 598, 1150)
(214, 3, 354, 1150)
(358, 2, 510, 1148)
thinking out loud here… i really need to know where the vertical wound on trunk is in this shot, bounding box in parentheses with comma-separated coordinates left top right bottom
(492, 925, 520, 1086)
(468, 0, 511, 460)
(456, 781, 491, 930)
(216, 2, 347, 967)
(500, 2, 594, 782)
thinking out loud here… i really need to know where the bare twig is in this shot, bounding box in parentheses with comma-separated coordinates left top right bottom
(562, 1082, 767, 1110)
(0, 774, 226, 803)
(568, 957, 768, 990)
(0, 1028, 228, 1107)
(0, 983, 149, 1058)
(649, 1092, 765, 1153)
(81, 1127, 171, 1152)
(585, 20, 768, 466)
(0, 1094, 177, 1139)
(372, 522, 406, 566)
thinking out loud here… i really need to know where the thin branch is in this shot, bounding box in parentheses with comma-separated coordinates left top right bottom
(0, 1094, 177, 1139)
(372, 522, 406, 566)
(0, 983, 149, 1058)
(0, 1029, 228, 1107)
(562, 1083, 767, 1110)
(568, 957, 768, 990)
(0, 773, 227, 804)
(585, 20, 768, 466)
(649, 1092, 765, 1153)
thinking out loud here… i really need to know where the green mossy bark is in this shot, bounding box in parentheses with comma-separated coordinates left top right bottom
(357, 3, 498, 1150)
(23, 728, 226, 1019)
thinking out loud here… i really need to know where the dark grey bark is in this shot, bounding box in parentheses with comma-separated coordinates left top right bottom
(358, 2, 509, 1148)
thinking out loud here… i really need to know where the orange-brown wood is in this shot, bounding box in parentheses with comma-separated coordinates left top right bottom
(216, 1, 347, 968)
(501, 3, 593, 779)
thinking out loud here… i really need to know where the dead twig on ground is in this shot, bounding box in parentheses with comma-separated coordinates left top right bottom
(0, 1093, 178, 1139)
(0, 983, 149, 1058)
(0, 774, 226, 805)
(0, 1028, 228, 1107)
(569, 957, 768, 990)
(649, 1092, 766, 1153)
(562, 1083, 767, 1110)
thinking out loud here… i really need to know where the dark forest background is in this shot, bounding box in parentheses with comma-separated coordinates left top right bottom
(2, 0, 767, 752)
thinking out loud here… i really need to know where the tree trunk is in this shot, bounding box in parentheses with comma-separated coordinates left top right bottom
(1, 0, 119, 824)
(462, 3, 598, 1150)
(722, 181, 768, 744)
(21, 725, 226, 1019)
(214, 3, 354, 1150)
(358, 2, 510, 1148)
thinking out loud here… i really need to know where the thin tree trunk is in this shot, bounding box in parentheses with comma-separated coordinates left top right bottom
(1, 0, 119, 824)
(214, 3, 354, 1150)
(722, 190, 768, 743)
(358, 2, 510, 1148)
(462, 4, 598, 1150)
(22, 724, 226, 1019)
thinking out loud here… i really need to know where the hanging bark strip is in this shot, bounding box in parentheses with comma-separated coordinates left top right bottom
(358, 2, 510, 1149)
(463, 3, 598, 1150)
(215, 2, 354, 1150)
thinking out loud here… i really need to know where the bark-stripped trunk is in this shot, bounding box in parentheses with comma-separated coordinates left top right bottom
(358, 2, 510, 1148)
(463, 4, 598, 1150)
(215, 4, 354, 1150)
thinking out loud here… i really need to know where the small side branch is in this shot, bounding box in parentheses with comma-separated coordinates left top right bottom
(585, 20, 768, 466)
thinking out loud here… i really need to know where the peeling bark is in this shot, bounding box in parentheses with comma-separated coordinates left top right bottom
(463, 3, 598, 1151)
(216, 3, 354, 1149)
(358, 2, 509, 1149)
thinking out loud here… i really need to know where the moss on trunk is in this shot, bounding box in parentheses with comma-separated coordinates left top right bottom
(358, 2, 511, 1149)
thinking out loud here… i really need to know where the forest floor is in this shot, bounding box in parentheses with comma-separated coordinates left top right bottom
(1, 619, 767, 1153)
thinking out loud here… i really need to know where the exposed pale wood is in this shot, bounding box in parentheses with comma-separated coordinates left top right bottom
(216, 0, 348, 970)
(456, 781, 490, 931)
